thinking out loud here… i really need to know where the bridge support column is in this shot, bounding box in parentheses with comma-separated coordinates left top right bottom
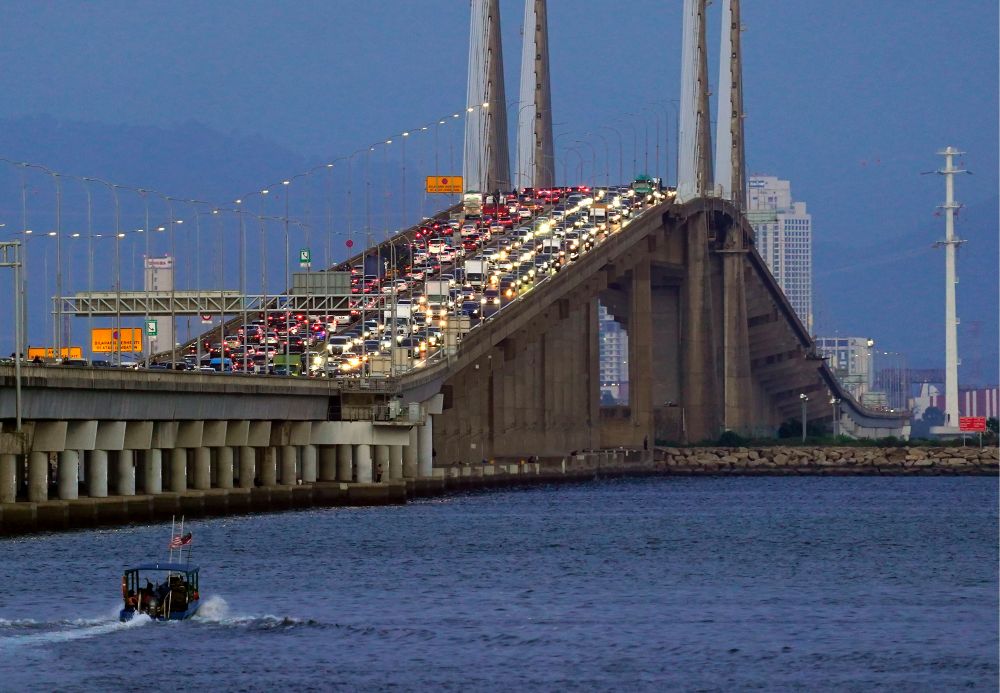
(0, 454, 16, 503)
(87, 450, 109, 498)
(681, 211, 720, 443)
(142, 449, 162, 495)
(417, 416, 434, 477)
(116, 450, 135, 496)
(169, 448, 187, 492)
(388, 445, 403, 480)
(216, 447, 234, 489)
(336, 444, 353, 482)
(58, 450, 80, 500)
(374, 445, 389, 483)
(301, 445, 317, 484)
(279, 446, 297, 486)
(259, 447, 278, 487)
(192, 447, 212, 490)
(318, 446, 337, 481)
(238, 447, 255, 488)
(722, 249, 752, 434)
(28, 451, 48, 502)
(403, 428, 418, 478)
(629, 259, 654, 444)
(354, 444, 372, 484)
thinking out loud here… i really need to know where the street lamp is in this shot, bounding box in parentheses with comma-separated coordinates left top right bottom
(799, 393, 809, 442)
(598, 126, 624, 185)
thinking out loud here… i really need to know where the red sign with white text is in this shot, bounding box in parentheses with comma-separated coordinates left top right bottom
(959, 416, 987, 432)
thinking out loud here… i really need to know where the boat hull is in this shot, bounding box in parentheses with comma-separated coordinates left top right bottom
(119, 600, 200, 622)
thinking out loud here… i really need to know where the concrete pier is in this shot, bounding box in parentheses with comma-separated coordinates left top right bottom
(355, 444, 373, 484)
(302, 445, 317, 483)
(337, 444, 353, 482)
(238, 447, 255, 488)
(193, 447, 212, 490)
(0, 454, 16, 503)
(389, 445, 403, 480)
(170, 448, 187, 492)
(143, 449, 163, 495)
(216, 447, 234, 489)
(403, 428, 418, 478)
(3, 446, 991, 537)
(116, 450, 135, 496)
(319, 446, 337, 481)
(58, 450, 80, 500)
(87, 450, 108, 498)
(374, 445, 389, 482)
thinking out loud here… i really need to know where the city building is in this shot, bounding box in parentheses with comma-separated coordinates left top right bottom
(914, 383, 999, 420)
(144, 256, 174, 357)
(598, 304, 628, 404)
(815, 336, 873, 402)
(746, 176, 813, 332)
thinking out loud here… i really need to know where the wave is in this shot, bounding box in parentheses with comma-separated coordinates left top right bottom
(191, 595, 321, 630)
(0, 613, 151, 648)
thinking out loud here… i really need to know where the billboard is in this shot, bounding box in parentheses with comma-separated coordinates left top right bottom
(91, 328, 143, 353)
(425, 176, 463, 194)
(27, 347, 83, 360)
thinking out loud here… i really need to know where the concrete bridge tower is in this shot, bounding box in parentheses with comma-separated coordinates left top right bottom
(676, 0, 713, 202)
(714, 0, 753, 434)
(714, 0, 747, 209)
(515, 0, 555, 190)
(464, 0, 512, 193)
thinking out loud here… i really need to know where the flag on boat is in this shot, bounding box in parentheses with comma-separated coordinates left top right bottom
(168, 531, 193, 549)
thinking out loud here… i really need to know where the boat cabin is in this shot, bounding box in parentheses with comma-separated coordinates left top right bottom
(120, 563, 201, 621)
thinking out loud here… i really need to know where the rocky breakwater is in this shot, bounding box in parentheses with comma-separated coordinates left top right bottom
(656, 446, 998, 475)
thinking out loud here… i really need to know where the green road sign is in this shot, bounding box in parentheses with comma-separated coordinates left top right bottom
(298, 248, 311, 267)
(145, 319, 158, 337)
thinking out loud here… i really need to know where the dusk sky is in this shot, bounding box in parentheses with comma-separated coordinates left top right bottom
(0, 1, 996, 380)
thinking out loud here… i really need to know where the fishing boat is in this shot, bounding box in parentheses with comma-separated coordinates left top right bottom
(119, 517, 201, 622)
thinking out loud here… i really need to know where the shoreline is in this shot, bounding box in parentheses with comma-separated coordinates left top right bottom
(1, 446, 995, 537)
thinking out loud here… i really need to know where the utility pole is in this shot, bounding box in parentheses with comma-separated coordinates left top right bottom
(932, 147, 967, 432)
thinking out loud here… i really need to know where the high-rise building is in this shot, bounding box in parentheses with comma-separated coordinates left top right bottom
(746, 176, 813, 332)
(144, 256, 174, 357)
(598, 304, 628, 404)
(815, 336, 873, 402)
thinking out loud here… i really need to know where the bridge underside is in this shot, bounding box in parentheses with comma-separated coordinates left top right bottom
(428, 199, 907, 461)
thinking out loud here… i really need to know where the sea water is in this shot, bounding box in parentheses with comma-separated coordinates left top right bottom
(0, 476, 996, 690)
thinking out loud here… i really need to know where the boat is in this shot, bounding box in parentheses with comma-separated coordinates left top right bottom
(119, 517, 201, 622)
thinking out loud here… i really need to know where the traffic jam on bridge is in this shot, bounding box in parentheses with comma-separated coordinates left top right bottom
(144, 179, 669, 378)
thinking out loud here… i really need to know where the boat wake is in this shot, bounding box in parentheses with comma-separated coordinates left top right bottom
(0, 612, 151, 648)
(192, 596, 322, 630)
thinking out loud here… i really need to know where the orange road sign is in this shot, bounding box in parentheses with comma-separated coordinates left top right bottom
(91, 328, 143, 353)
(426, 176, 463, 193)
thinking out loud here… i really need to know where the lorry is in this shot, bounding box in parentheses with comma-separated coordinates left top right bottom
(462, 191, 482, 220)
(424, 279, 451, 303)
(464, 259, 487, 289)
(590, 203, 607, 224)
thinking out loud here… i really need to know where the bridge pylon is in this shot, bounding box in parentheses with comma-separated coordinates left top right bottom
(714, 0, 747, 210)
(515, 0, 555, 190)
(677, 0, 713, 202)
(463, 0, 512, 194)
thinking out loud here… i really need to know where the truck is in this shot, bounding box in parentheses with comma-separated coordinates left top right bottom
(462, 191, 482, 220)
(271, 353, 302, 377)
(424, 279, 451, 303)
(464, 259, 487, 289)
(590, 203, 608, 229)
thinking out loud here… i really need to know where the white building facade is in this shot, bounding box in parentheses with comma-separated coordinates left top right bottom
(598, 304, 628, 404)
(816, 336, 873, 402)
(746, 176, 813, 333)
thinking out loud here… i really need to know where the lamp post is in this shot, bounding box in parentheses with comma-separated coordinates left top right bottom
(574, 141, 597, 189)
(598, 126, 624, 185)
(83, 177, 123, 365)
(0, 240, 23, 430)
(23, 164, 63, 357)
(799, 393, 809, 442)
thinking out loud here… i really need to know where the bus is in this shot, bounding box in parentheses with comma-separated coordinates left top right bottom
(632, 174, 656, 195)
